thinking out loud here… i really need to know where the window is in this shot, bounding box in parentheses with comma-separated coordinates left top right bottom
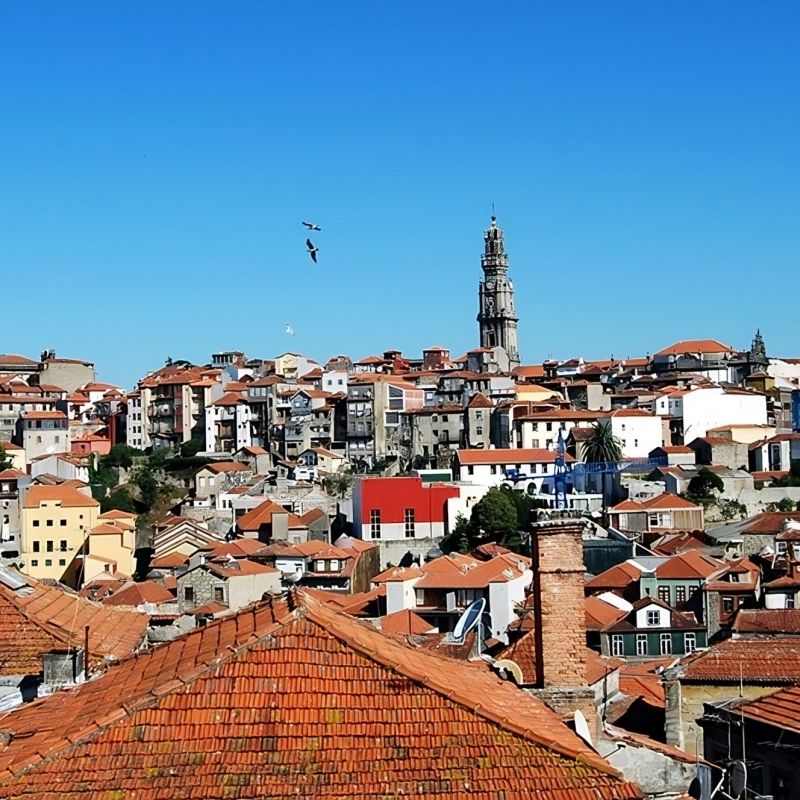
(33, 541, 40, 552)
(611, 634, 624, 657)
(467, 465, 474, 475)
(658, 586, 670, 604)
(787, 593, 795, 609)
(184, 587, 195, 604)
(60, 519, 67, 527)
(545, 422, 553, 431)
(415, 588, 425, 606)
(476, 427, 483, 435)
(60, 540, 68, 551)
(58, 559, 66, 566)
(660, 633, 672, 655)
(33, 520, 40, 527)
(329, 559, 339, 571)
(722, 596, 734, 615)
(315, 560, 326, 572)
(684, 633, 697, 654)
(46, 519, 53, 527)
(213, 587, 224, 603)
(646, 609, 660, 626)
(675, 585, 687, 605)
(46, 541, 53, 552)
(45, 559, 52, 567)
(31, 559, 38, 567)
(636, 634, 648, 656)
(404, 508, 415, 538)
(370, 509, 381, 539)
(634, 439, 639, 448)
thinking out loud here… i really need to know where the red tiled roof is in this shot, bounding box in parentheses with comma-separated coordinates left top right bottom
(372, 565, 425, 584)
(743, 512, 800, 535)
(585, 561, 643, 591)
(679, 637, 800, 682)
(0, 592, 641, 798)
(149, 552, 189, 569)
(22, 485, 99, 509)
(731, 609, 800, 634)
(458, 448, 575, 465)
(413, 553, 530, 590)
(204, 558, 278, 578)
(654, 551, 722, 580)
(738, 685, 800, 735)
(654, 339, 732, 356)
(236, 500, 304, 531)
(611, 492, 701, 512)
(0, 580, 147, 673)
(467, 392, 493, 409)
(585, 596, 628, 630)
(618, 660, 668, 709)
(102, 581, 175, 607)
(380, 609, 436, 636)
(202, 461, 250, 474)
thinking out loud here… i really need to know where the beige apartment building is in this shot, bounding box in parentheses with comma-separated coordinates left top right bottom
(20, 484, 100, 586)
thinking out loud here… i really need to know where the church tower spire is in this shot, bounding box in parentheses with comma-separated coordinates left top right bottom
(477, 216, 520, 367)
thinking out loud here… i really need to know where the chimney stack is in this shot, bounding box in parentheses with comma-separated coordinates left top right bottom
(528, 519, 596, 731)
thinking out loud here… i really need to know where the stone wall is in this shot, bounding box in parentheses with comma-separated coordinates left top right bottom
(177, 567, 226, 611)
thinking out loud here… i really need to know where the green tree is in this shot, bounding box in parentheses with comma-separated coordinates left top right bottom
(767, 498, 796, 513)
(105, 444, 142, 469)
(0, 444, 13, 472)
(717, 498, 747, 520)
(101, 486, 137, 514)
(441, 514, 472, 554)
(322, 470, 353, 501)
(686, 468, 724, 506)
(180, 438, 204, 458)
(470, 487, 518, 541)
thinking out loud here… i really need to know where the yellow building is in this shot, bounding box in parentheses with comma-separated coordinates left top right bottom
(21, 485, 100, 586)
(84, 509, 138, 582)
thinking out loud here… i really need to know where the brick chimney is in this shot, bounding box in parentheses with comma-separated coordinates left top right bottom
(528, 519, 596, 730)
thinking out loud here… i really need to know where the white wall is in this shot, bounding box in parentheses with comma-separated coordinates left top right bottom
(603, 415, 663, 459)
(386, 578, 418, 614)
(227, 570, 282, 610)
(446, 484, 491, 528)
(634, 603, 669, 629)
(682, 388, 767, 444)
(488, 572, 532, 641)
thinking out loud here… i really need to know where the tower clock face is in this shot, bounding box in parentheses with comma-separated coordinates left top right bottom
(485, 280, 494, 291)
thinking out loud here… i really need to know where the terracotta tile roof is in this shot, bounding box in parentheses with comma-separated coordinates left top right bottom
(607, 409, 655, 417)
(204, 558, 279, 578)
(586, 596, 628, 630)
(203, 538, 267, 559)
(512, 364, 546, 378)
(21, 410, 66, 420)
(380, 609, 436, 635)
(413, 552, 530, 590)
(458, 448, 575, 465)
(513, 408, 600, 421)
(202, 461, 250, 475)
(0, 592, 641, 798)
(211, 391, 247, 407)
(102, 580, 175, 607)
(678, 637, 800, 683)
(149, 552, 189, 569)
(0, 580, 147, 673)
(467, 391, 493, 409)
(372, 564, 425, 584)
(743, 512, 800, 535)
(586, 649, 624, 685)
(618, 660, 669, 709)
(299, 507, 327, 526)
(653, 445, 694, 454)
(236, 500, 305, 531)
(22, 485, 99, 509)
(585, 560, 644, 591)
(654, 551, 722, 580)
(649, 530, 707, 556)
(738, 685, 800, 735)
(0, 469, 25, 480)
(731, 609, 800, 634)
(0, 354, 37, 366)
(603, 724, 699, 764)
(654, 339, 732, 356)
(611, 492, 701, 512)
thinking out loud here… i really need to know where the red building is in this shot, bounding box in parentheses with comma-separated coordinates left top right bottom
(353, 476, 460, 542)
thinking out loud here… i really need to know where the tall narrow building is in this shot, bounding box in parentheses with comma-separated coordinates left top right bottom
(477, 216, 520, 367)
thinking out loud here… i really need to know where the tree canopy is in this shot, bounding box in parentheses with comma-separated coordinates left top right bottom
(583, 422, 623, 464)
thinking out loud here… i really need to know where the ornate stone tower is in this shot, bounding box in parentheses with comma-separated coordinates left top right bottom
(477, 216, 520, 367)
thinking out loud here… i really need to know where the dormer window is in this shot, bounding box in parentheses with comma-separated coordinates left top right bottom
(646, 609, 660, 626)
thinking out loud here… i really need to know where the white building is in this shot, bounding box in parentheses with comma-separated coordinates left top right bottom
(454, 448, 575, 494)
(598, 409, 663, 459)
(204, 393, 253, 454)
(655, 385, 768, 444)
(374, 551, 532, 643)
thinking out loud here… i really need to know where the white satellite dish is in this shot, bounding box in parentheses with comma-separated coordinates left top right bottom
(729, 760, 747, 800)
(573, 709, 593, 747)
(452, 597, 485, 642)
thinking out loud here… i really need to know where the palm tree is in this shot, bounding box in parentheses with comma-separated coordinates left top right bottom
(582, 421, 623, 522)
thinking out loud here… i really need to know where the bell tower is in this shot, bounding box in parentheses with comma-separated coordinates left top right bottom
(477, 216, 520, 367)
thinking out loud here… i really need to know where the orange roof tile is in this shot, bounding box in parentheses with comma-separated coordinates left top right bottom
(202, 461, 250, 474)
(204, 558, 278, 578)
(731, 609, 800, 634)
(678, 637, 800, 683)
(0, 592, 641, 798)
(738, 685, 800, 735)
(586, 596, 628, 630)
(236, 500, 305, 531)
(585, 561, 644, 590)
(654, 339, 733, 356)
(22, 485, 99, 509)
(654, 551, 722, 580)
(458, 448, 575, 465)
(102, 581, 175, 607)
(380, 609, 437, 635)
(0, 580, 147, 672)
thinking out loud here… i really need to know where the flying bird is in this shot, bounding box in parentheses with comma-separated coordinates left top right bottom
(302, 221, 321, 231)
(285, 323, 295, 336)
(306, 239, 319, 263)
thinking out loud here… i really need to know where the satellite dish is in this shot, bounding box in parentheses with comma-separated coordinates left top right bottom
(687, 776, 702, 800)
(452, 598, 485, 642)
(573, 709, 593, 747)
(730, 760, 747, 799)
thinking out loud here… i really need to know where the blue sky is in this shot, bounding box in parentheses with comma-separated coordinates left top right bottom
(1, 2, 797, 387)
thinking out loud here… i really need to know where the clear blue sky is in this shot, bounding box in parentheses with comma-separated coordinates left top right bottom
(1, 2, 798, 388)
